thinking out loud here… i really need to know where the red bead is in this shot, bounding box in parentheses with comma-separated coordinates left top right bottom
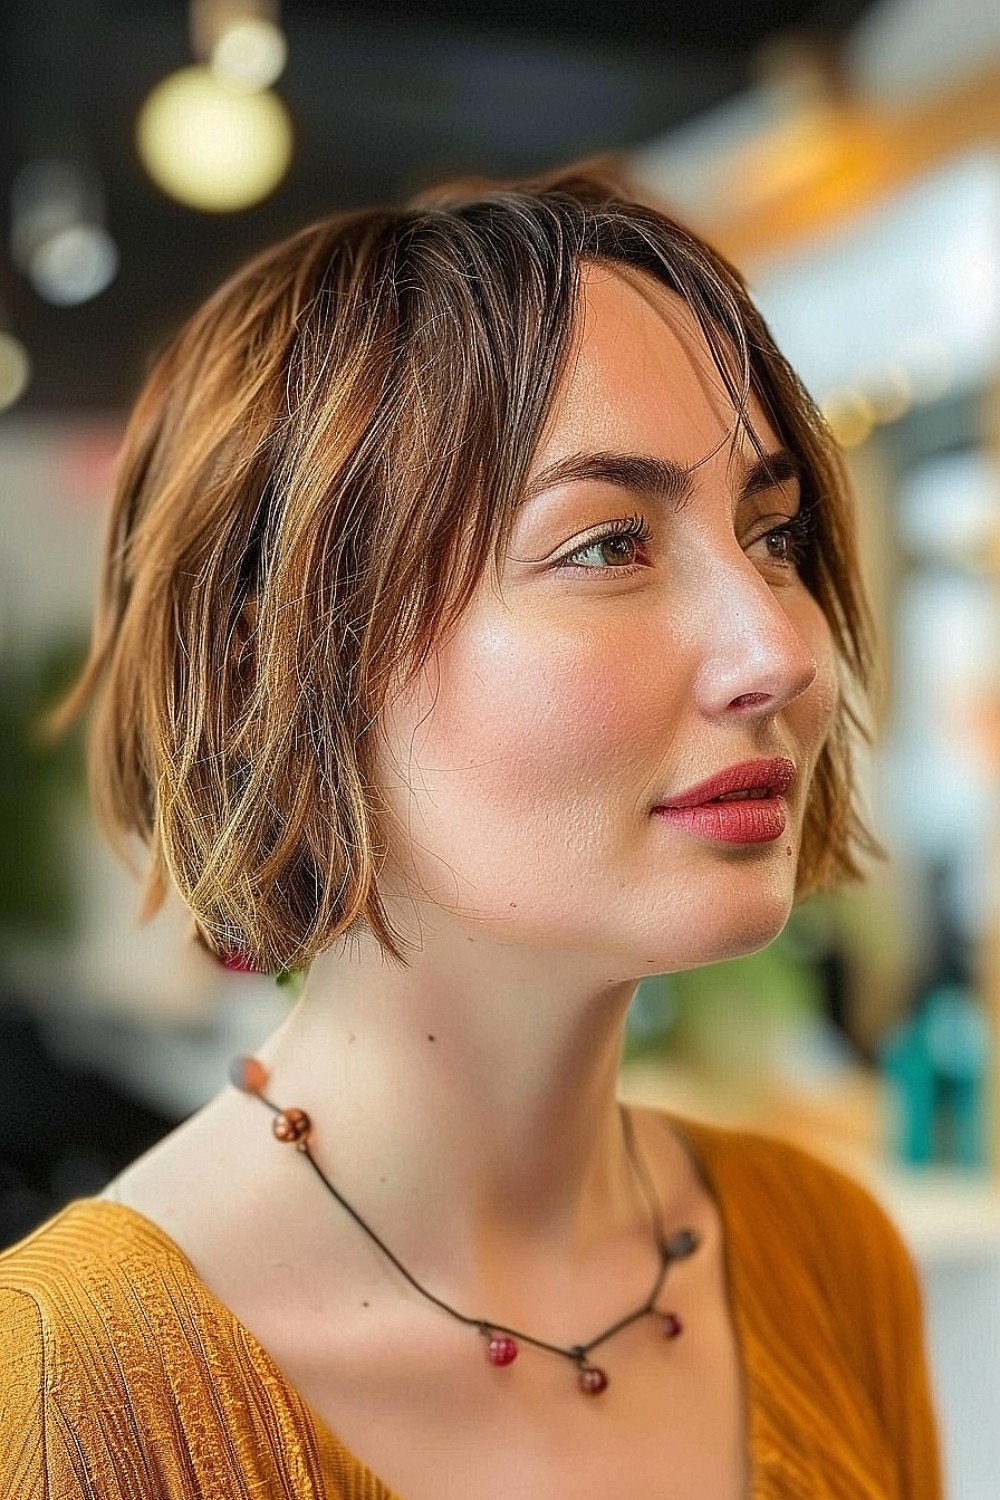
(221, 949, 256, 972)
(273, 1107, 311, 1147)
(485, 1334, 518, 1367)
(660, 1312, 683, 1339)
(229, 1055, 268, 1094)
(578, 1364, 608, 1395)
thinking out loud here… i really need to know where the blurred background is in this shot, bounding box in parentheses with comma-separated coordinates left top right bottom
(3, 0, 1000, 1492)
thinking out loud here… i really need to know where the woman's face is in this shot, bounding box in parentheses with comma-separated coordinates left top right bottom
(376, 263, 838, 973)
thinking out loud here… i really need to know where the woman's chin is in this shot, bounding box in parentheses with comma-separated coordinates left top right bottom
(634, 893, 794, 974)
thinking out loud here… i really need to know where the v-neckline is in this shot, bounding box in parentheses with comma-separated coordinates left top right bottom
(84, 1109, 770, 1500)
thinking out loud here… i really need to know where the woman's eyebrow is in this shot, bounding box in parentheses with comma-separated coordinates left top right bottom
(522, 447, 801, 508)
(522, 452, 691, 508)
(739, 448, 801, 498)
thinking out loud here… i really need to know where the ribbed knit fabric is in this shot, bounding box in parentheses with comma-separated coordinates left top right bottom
(0, 1114, 943, 1499)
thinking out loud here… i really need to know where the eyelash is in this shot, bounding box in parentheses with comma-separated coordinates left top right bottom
(556, 509, 814, 575)
(760, 510, 814, 569)
(556, 514, 653, 574)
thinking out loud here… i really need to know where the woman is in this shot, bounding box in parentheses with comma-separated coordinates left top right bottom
(1, 169, 941, 1499)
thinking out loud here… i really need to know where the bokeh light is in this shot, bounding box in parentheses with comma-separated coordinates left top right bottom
(28, 224, 119, 307)
(0, 332, 31, 411)
(10, 160, 118, 306)
(212, 18, 287, 92)
(821, 386, 875, 447)
(135, 64, 293, 212)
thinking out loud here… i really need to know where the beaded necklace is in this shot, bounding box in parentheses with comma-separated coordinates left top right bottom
(230, 1053, 699, 1395)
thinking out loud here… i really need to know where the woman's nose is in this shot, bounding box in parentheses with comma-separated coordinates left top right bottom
(691, 565, 820, 720)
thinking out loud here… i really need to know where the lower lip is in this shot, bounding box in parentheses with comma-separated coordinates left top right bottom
(652, 796, 788, 844)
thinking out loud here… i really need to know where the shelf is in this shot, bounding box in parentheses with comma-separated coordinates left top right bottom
(619, 1056, 1000, 1264)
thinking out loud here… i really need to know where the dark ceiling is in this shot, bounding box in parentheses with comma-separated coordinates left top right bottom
(2, 0, 879, 411)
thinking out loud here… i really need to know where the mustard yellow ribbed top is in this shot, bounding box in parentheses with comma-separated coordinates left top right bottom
(0, 1115, 942, 1499)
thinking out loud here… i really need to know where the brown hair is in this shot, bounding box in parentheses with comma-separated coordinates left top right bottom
(46, 166, 882, 973)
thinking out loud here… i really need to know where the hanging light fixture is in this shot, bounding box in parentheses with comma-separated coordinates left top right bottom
(211, 15, 287, 91)
(0, 327, 31, 412)
(10, 160, 119, 307)
(135, 1, 292, 213)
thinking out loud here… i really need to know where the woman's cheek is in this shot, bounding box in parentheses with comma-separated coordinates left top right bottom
(452, 625, 662, 790)
(792, 601, 839, 765)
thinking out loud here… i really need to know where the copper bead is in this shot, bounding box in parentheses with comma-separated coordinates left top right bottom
(229, 1055, 268, 1094)
(273, 1106, 312, 1148)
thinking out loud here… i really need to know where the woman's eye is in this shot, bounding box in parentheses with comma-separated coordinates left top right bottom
(559, 516, 652, 572)
(764, 528, 795, 562)
(752, 513, 813, 570)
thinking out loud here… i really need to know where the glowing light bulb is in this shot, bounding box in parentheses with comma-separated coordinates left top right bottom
(0, 332, 31, 410)
(212, 18, 287, 91)
(136, 65, 293, 212)
(10, 159, 118, 305)
(821, 387, 874, 448)
(868, 363, 913, 426)
(29, 224, 119, 306)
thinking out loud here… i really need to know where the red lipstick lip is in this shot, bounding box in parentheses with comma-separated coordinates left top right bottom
(654, 757, 796, 810)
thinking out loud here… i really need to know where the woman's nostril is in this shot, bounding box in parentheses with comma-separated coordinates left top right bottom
(730, 693, 771, 710)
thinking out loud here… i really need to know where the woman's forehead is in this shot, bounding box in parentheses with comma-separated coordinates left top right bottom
(532, 261, 779, 474)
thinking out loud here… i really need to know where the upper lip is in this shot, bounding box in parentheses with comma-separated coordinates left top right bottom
(655, 757, 796, 809)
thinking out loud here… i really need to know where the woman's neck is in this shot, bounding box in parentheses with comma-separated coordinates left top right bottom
(253, 918, 653, 1299)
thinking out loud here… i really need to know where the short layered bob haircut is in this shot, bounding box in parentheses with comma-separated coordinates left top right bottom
(50, 167, 882, 973)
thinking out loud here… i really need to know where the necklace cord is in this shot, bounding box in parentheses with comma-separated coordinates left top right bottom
(248, 1078, 698, 1377)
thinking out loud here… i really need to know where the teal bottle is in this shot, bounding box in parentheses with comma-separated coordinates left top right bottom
(879, 863, 991, 1170)
(879, 1009, 936, 1165)
(924, 976, 990, 1169)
